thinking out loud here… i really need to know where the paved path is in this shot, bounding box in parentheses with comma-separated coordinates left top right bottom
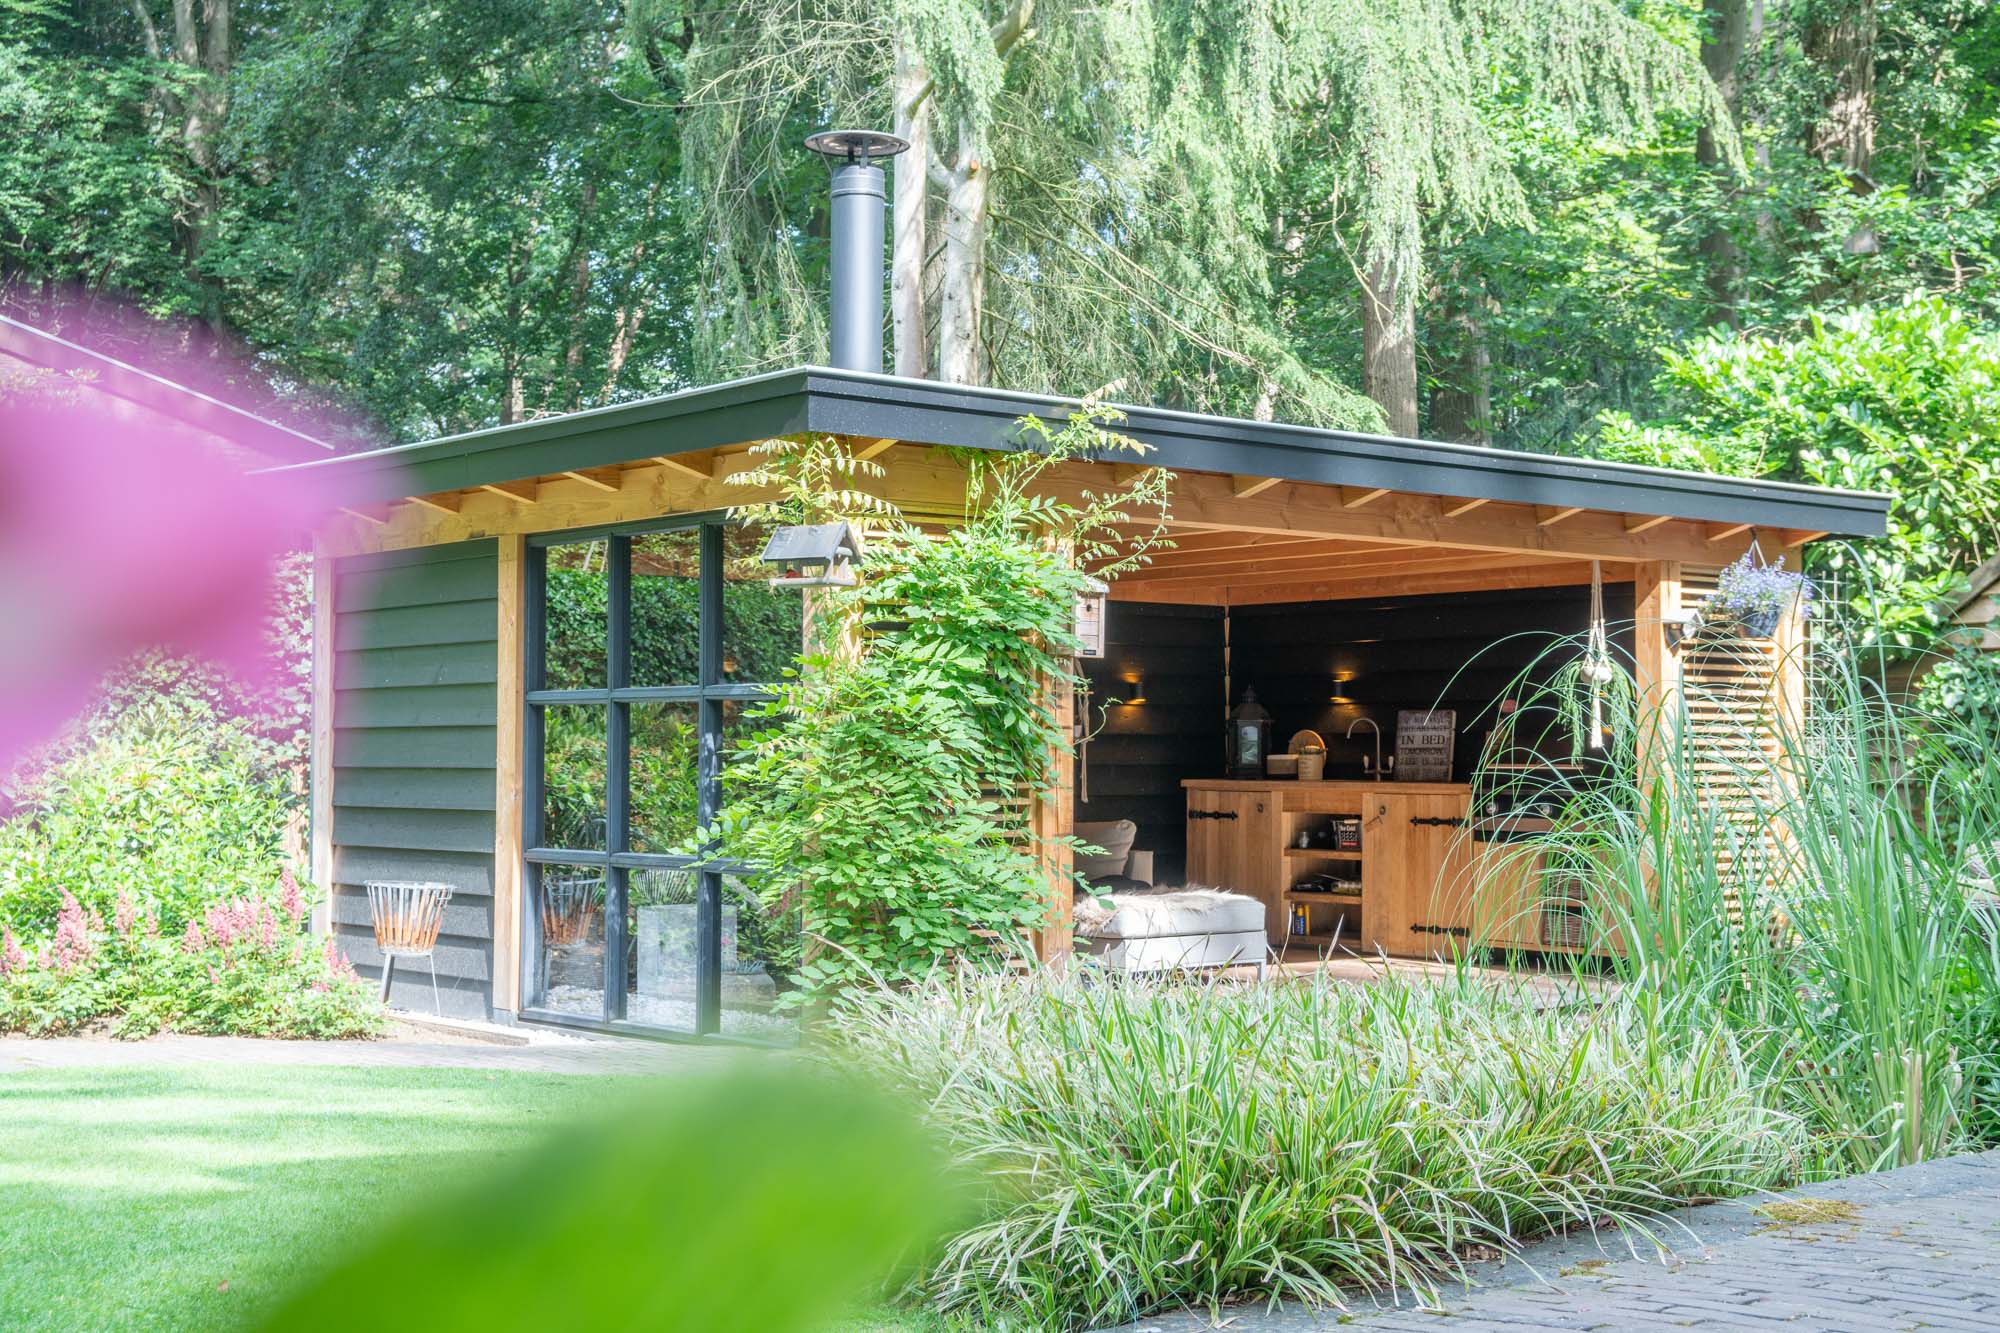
(0, 1025, 713, 1077)
(1116, 1150, 2000, 1332)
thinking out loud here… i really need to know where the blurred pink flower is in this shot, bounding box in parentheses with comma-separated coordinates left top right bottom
(0, 926, 24, 975)
(181, 920, 205, 954)
(0, 309, 382, 769)
(113, 891, 137, 937)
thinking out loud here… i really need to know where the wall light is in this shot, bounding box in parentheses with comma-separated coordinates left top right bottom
(1120, 673, 1147, 705)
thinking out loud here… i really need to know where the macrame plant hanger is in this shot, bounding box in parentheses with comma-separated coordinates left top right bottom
(1581, 558, 1618, 750)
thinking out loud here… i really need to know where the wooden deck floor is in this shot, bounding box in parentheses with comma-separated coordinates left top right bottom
(1218, 946, 1613, 1006)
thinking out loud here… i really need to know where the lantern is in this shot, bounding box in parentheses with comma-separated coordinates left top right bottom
(1074, 576, 1108, 658)
(759, 521, 862, 588)
(1227, 688, 1274, 778)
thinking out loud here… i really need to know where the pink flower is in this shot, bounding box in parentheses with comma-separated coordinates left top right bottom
(113, 892, 136, 937)
(181, 920, 205, 954)
(207, 965, 221, 986)
(309, 979, 329, 994)
(278, 868, 304, 923)
(49, 891, 94, 973)
(0, 927, 25, 976)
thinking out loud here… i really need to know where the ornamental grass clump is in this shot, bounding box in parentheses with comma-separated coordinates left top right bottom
(825, 971, 1805, 1331)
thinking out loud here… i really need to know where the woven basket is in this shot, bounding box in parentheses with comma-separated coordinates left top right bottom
(364, 880, 453, 958)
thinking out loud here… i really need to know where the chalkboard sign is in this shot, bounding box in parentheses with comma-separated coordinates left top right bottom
(1395, 709, 1457, 782)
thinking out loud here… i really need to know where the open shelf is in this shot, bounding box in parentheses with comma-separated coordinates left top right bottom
(1284, 847, 1364, 860)
(1284, 888, 1361, 904)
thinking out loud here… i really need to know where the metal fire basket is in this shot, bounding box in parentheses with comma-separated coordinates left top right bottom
(364, 880, 453, 1014)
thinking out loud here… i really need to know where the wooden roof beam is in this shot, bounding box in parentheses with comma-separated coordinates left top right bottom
(406, 493, 460, 515)
(1537, 505, 1586, 528)
(1441, 497, 1489, 518)
(854, 436, 899, 460)
(480, 480, 540, 505)
(563, 468, 623, 493)
(650, 454, 708, 481)
(1623, 513, 1672, 534)
(1707, 521, 1753, 544)
(338, 504, 390, 527)
(1232, 474, 1282, 499)
(1341, 486, 1391, 509)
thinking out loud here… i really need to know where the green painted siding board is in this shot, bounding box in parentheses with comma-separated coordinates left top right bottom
(333, 727, 496, 770)
(333, 684, 495, 729)
(333, 848, 495, 897)
(332, 805, 495, 855)
(333, 600, 496, 652)
(335, 767, 496, 813)
(335, 644, 498, 690)
(335, 555, 500, 613)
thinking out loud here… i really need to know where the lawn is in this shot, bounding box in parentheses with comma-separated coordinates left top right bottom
(0, 1064, 631, 1331)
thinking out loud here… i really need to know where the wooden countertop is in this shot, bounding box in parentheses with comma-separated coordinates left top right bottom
(1181, 777, 1471, 794)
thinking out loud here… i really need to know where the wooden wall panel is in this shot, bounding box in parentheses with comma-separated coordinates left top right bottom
(327, 540, 499, 1020)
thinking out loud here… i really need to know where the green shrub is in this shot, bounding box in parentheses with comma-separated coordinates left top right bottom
(0, 699, 295, 935)
(0, 870, 382, 1038)
(827, 972, 1804, 1331)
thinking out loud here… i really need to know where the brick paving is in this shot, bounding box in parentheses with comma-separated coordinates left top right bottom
(1113, 1150, 2000, 1332)
(0, 1023, 712, 1077)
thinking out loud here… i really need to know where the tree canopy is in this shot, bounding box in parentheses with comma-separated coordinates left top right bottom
(4, 0, 1999, 643)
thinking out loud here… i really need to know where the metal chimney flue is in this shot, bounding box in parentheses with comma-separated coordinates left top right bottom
(806, 129, 910, 374)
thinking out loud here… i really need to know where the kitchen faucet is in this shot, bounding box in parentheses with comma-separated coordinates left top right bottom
(1346, 717, 1386, 780)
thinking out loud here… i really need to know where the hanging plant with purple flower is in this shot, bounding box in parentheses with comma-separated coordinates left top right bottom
(1713, 551, 1814, 639)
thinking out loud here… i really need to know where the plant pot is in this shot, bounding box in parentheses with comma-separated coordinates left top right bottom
(1733, 605, 1784, 639)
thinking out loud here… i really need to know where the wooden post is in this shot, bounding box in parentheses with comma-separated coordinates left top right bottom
(308, 552, 336, 937)
(1031, 672, 1077, 965)
(1633, 560, 1683, 777)
(491, 535, 527, 1015)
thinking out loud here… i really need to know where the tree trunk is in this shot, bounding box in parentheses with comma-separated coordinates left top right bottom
(1805, 1, 1878, 255)
(1428, 276, 1492, 445)
(1360, 253, 1418, 438)
(1697, 0, 1749, 325)
(134, 0, 232, 331)
(936, 124, 987, 386)
(891, 43, 931, 379)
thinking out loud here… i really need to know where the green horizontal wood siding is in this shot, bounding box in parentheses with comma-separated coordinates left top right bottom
(329, 540, 499, 1019)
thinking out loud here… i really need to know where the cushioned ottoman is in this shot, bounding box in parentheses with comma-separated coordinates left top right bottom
(1073, 885, 1267, 979)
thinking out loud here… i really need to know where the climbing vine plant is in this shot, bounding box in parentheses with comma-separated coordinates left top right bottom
(701, 411, 1171, 998)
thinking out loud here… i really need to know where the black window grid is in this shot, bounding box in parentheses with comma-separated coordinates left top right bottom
(518, 515, 784, 1044)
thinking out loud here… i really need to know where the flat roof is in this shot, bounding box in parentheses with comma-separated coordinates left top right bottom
(267, 365, 1893, 538)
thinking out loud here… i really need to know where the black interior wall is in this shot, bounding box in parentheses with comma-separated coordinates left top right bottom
(1228, 583, 1637, 781)
(1074, 602, 1226, 884)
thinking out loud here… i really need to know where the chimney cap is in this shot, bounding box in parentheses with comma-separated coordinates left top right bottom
(805, 129, 911, 163)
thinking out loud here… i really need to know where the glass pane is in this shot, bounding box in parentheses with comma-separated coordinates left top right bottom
(630, 528, 701, 687)
(626, 866, 701, 1032)
(722, 523, 804, 685)
(720, 873, 801, 1043)
(534, 865, 605, 1017)
(543, 540, 609, 690)
(630, 701, 700, 853)
(541, 704, 606, 850)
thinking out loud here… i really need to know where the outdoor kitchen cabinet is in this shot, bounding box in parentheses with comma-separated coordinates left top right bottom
(1185, 780, 1476, 957)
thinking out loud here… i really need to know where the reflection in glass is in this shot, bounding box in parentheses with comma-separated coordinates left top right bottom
(629, 702, 699, 853)
(540, 704, 606, 850)
(542, 540, 609, 689)
(535, 865, 605, 1017)
(719, 873, 801, 1042)
(722, 523, 804, 684)
(624, 867, 700, 1032)
(630, 528, 701, 687)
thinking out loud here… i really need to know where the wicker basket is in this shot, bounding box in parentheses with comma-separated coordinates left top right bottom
(365, 880, 453, 957)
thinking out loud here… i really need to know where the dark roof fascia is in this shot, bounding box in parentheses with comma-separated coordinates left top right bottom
(269, 364, 1892, 539)
(800, 369, 1892, 538)
(265, 367, 816, 499)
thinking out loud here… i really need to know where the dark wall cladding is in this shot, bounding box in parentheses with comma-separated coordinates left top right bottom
(329, 540, 498, 1019)
(1074, 602, 1227, 884)
(1230, 583, 1637, 781)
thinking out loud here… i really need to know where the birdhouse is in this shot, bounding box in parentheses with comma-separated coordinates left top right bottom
(759, 522, 862, 588)
(1074, 576, 1109, 658)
